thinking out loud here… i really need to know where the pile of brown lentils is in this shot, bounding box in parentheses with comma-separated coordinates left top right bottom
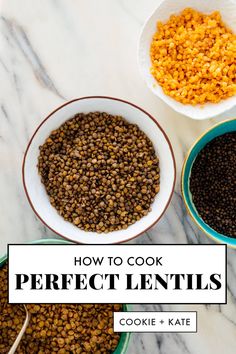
(0, 265, 25, 353)
(190, 132, 236, 238)
(0, 264, 122, 354)
(38, 112, 160, 232)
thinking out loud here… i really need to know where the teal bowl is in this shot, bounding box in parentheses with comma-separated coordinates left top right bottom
(182, 119, 236, 248)
(0, 238, 131, 354)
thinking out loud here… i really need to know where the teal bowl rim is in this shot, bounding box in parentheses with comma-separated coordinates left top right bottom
(181, 118, 236, 248)
(0, 238, 131, 354)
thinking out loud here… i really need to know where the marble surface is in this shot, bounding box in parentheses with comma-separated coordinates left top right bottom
(0, 0, 236, 353)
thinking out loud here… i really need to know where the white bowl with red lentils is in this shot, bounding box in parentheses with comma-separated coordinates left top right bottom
(138, 0, 236, 119)
(23, 96, 176, 244)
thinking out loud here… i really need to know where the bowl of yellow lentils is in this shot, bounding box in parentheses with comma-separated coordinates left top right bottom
(138, 0, 236, 119)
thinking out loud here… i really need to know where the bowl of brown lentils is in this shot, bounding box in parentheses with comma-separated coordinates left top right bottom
(182, 118, 236, 247)
(0, 238, 131, 354)
(138, 1, 236, 119)
(23, 96, 176, 244)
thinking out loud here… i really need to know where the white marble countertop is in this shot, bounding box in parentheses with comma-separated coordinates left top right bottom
(0, 0, 236, 353)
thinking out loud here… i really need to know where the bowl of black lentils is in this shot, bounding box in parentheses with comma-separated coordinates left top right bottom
(0, 238, 131, 353)
(23, 96, 176, 244)
(182, 118, 236, 247)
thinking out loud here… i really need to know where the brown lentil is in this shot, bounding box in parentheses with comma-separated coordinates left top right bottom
(150, 8, 236, 105)
(0, 264, 122, 353)
(0, 265, 25, 353)
(189, 132, 236, 237)
(38, 112, 160, 232)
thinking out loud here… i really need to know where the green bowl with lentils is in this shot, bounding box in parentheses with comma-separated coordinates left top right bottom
(182, 118, 236, 247)
(0, 238, 131, 353)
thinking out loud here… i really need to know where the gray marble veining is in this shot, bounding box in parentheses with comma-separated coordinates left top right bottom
(0, 1, 236, 353)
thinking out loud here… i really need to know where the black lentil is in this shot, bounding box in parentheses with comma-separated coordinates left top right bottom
(38, 112, 160, 233)
(190, 132, 236, 238)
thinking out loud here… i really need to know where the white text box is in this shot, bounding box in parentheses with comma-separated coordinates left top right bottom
(8, 244, 226, 304)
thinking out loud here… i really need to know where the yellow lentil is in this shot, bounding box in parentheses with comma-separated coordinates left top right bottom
(150, 8, 236, 105)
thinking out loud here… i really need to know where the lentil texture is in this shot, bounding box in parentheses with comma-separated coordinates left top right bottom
(150, 8, 236, 105)
(38, 112, 160, 233)
(190, 132, 236, 237)
(0, 265, 25, 353)
(0, 264, 122, 354)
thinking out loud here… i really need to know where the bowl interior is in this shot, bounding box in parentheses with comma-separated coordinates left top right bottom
(138, 0, 236, 119)
(23, 97, 175, 244)
(182, 119, 236, 246)
(0, 238, 131, 354)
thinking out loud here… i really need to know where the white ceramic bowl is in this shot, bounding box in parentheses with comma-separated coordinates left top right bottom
(138, 0, 236, 120)
(23, 97, 176, 244)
